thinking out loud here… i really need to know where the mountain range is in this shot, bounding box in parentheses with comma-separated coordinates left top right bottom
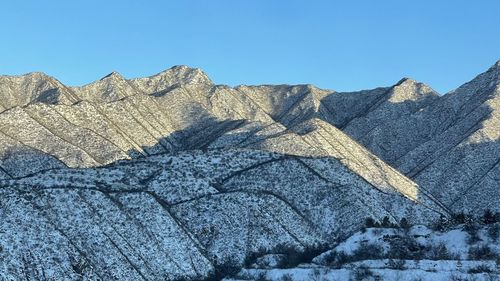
(0, 61, 499, 280)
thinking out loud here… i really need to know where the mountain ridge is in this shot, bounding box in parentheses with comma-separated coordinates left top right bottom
(1, 61, 499, 280)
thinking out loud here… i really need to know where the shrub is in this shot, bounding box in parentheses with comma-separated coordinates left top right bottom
(465, 223, 481, 244)
(365, 217, 376, 228)
(244, 246, 268, 267)
(431, 215, 450, 231)
(452, 212, 473, 225)
(213, 259, 240, 279)
(468, 264, 492, 273)
(351, 265, 374, 281)
(351, 243, 385, 261)
(323, 251, 352, 267)
(468, 245, 498, 260)
(309, 268, 322, 281)
(255, 272, 270, 281)
(481, 209, 500, 225)
(381, 216, 393, 228)
(487, 223, 499, 241)
(387, 236, 424, 260)
(324, 243, 384, 267)
(399, 218, 410, 229)
(387, 258, 405, 270)
(274, 243, 328, 268)
(449, 274, 483, 281)
(426, 243, 459, 260)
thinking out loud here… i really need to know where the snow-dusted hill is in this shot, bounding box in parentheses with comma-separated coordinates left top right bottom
(230, 223, 500, 281)
(0, 150, 444, 280)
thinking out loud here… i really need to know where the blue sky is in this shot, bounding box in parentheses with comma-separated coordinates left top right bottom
(0, 1, 499, 93)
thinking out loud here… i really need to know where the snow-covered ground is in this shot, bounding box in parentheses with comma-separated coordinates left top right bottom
(227, 224, 500, 281)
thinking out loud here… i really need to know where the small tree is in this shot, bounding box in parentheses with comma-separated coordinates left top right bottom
(482, 209, 496, 225)
(381, 216, 392, 228)
(399, 218, 410, 229)
(452, 212, 472, 225)
(365, 217, 376, 228)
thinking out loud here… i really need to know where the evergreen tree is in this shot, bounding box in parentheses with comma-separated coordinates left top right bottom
(399, 217, 410, 229)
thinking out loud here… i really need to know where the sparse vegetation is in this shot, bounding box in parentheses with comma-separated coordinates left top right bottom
(468, 264, 492, 274)
(351, 265, 375, 281)
(468, 245, 498, 260)
(487, 223, 499, 241)
(387, 258, 405, 270)
(323, 243, 385, 267)
(255, 272, 270, 281)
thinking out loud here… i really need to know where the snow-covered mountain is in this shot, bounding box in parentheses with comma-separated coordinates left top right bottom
(0, 61, 499, 280)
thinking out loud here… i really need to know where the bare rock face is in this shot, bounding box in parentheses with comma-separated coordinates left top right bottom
(0, 61, 499, 280)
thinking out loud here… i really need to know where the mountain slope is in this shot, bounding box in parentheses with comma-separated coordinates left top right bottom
(348, 61, 500, 213)
(0, 149, 442, 280)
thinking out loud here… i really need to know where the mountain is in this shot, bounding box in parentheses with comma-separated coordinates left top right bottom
(340, 61, 500, 214)
(0, 72, 78, 109)
(0, 61, 499, 280)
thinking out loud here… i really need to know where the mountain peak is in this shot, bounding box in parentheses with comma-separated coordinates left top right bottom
(100, 71, 124, 81)
(395, 77, 417, 86)
(129, 65, 213, 94)
(158, 65, 212, 85)
(388, 77, 438, 103)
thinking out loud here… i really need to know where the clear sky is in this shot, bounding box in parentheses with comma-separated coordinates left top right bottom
(0, 1, 499, 94)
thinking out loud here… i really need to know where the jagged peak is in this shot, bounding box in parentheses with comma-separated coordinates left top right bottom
(395, 77, 417, 86)
(100, 71, 124, 81)
(385, 77, 439, 103)
(493, 59, 500, 69)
